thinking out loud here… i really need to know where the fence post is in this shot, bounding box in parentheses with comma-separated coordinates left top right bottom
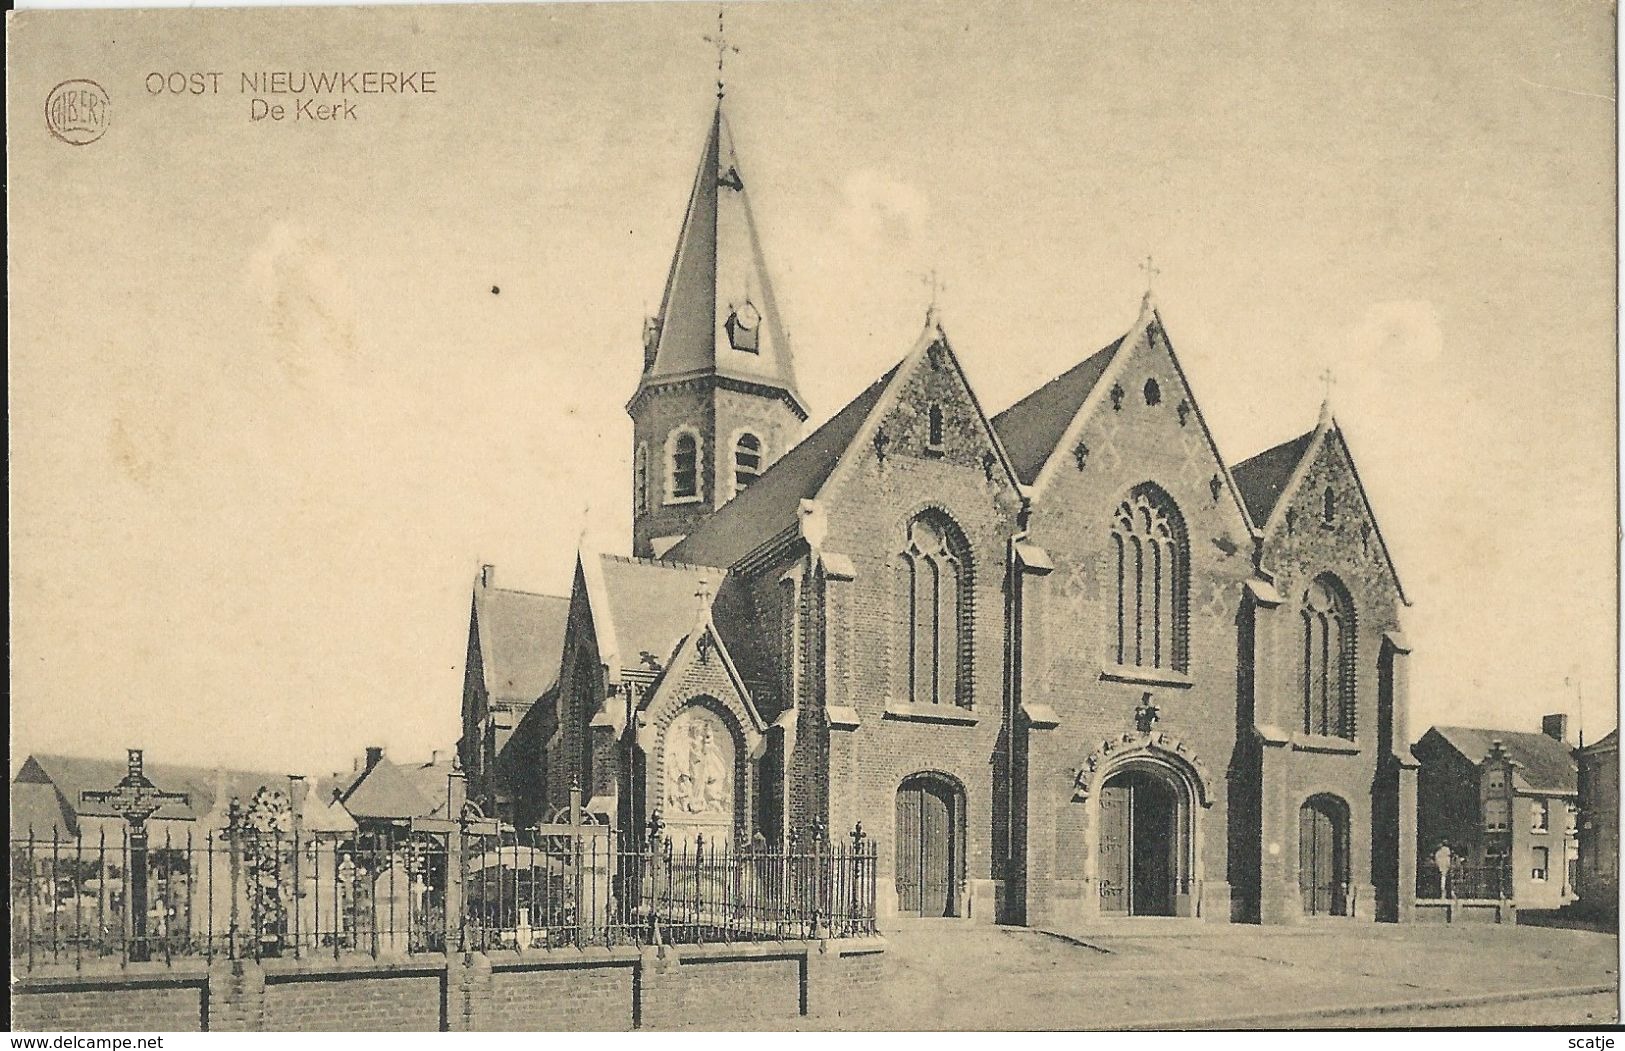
(811, 820, 827, 941)
(446, 769, 468, 954)
(646, 809, 664, 947)
(227, 799, 243, 961)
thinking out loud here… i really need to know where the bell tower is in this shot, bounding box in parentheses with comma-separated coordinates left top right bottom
(627, 98, 808, 559)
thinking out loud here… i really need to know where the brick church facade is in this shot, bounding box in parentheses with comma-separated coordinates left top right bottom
(460, 97, 1419, 927)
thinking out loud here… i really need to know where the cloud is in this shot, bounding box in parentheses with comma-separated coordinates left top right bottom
(839, 169, 930, 251)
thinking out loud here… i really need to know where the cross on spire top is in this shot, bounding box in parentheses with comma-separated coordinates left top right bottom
(1319, 367, 1336, 400)
(1139, 254, 1161, 294)
(920, 268, 947, 323)
(703, 7, 739, 100)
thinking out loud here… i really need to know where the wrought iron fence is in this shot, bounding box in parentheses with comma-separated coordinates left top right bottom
(1415, 861, 1512, 900)
(11, 818, 878, 973)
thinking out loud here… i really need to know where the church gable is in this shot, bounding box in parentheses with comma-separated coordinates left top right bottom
(1257, 418, 1407, 613)
(822, 322, 1023, 508)
(1038, 306, 1252, 543)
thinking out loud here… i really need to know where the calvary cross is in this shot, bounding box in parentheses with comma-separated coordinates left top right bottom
(81, 749, 191, 962)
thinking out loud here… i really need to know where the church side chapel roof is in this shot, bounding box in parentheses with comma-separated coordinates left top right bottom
(637, 103, 804, 416)
(666, 362, 901, 569)
(13, 754, 299, 827)
(474, 585, 572, 705)
(1423, 726, 1578, 795)
(1230, 428, 1317, 525)
(992, 339, 1123, 485)
(595, 554, 731, 673)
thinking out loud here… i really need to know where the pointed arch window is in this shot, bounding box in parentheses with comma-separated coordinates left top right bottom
(667, 429, 701, 502)
(927, 405, 945, 451)
(1301, 574, 1355, 739)
(733, 432, 763, 496)
(1111, 484, 1188, 671)
(900, 512, 970, 707)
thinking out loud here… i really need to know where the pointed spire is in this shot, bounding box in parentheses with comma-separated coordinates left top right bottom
(1318, 397, 1333, 428)
(636, 103, 807, 418)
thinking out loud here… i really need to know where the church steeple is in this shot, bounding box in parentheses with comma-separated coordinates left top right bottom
(628, 97, 808, 559)
(634, 103, 805, 415)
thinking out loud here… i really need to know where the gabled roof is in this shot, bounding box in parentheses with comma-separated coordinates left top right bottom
(1231, 428, 1316, 524)
(992, 339, 1122, 485)
(595, 554, 729, 673)
(666, 362, 900, 568)
(474, 584, 571, 705)
(1582, 728, 1618, 753)
(12, 781, 76, 838)
(397, 756, 459, 819)
(635, 103, 804, 416)
(1236, 406, 1409, 604)
(339, 759, 436, 821)
(1424, 726, 1578, 795)
(15, 754, 295, 825)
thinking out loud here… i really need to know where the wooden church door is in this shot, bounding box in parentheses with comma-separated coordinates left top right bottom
(1299, 798, 1346, 916)
(1098, 782, 1131, 914)
(896, 778, 954, 917)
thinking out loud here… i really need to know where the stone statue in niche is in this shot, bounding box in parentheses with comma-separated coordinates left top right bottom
(665, 705, 735, 820)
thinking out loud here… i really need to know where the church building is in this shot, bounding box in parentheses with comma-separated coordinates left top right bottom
(460, 90, 1420, 928)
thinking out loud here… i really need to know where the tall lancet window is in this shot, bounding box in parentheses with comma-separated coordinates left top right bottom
(1301, 574, 1355, 739)
(900, 512, 970, 707)
(733, 433, 763, 496)
(1111, 484, 1189, 671)
(668, 429, 700, 502)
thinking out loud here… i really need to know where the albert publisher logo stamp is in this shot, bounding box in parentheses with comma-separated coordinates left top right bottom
(45, 79, 111, 145)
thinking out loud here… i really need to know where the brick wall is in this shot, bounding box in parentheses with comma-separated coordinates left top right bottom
(487, 960, 634, 1031)
(261, 971, 441, 1032)
(11, 937, 884, 1032)
(10, 981, 202, 1032)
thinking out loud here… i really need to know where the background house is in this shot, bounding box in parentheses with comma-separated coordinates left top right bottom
(1413, 716, 1578, 908)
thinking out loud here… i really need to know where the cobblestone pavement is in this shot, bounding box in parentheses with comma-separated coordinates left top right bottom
(811, 919, 1620, 1031)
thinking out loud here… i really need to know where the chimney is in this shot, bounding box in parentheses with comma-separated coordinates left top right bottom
(364, 746, 384, 772)
(1543, 713, 1570, 742)
(480, 564, 495, 588)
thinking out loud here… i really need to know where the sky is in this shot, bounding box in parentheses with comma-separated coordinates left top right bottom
(7, 0, 1618, 778)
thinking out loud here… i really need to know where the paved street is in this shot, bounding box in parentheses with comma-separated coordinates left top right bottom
(816, 919, 1620, 1030)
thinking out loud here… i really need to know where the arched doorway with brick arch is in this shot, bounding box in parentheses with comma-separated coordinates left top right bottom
(1298, 793, 1351, 917)
(1075, 733, 1213, 919)
(895, 772, 965, 918)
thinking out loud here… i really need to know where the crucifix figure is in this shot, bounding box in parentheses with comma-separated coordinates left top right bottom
(703, 7, 739, 100)
(81, 750, 191, 962)
(1134, 693, 1161, 734)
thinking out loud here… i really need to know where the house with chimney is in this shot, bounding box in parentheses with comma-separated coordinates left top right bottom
(1413, 715, 1579, 909)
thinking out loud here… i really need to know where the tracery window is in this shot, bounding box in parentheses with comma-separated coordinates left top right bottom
(901, 512, 970, 707)
(1111, 484, 1188, 671)
(733, 433, 763, 495)
(1301, 573, 1355, 739)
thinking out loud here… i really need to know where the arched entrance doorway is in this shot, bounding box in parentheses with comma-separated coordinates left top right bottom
(895, 774, 961, 917)
(1299, 795, 1350, 917)
(1098, 767, 1182, 916)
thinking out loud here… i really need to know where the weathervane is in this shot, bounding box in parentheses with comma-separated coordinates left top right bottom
(703, 7, 739, 100)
